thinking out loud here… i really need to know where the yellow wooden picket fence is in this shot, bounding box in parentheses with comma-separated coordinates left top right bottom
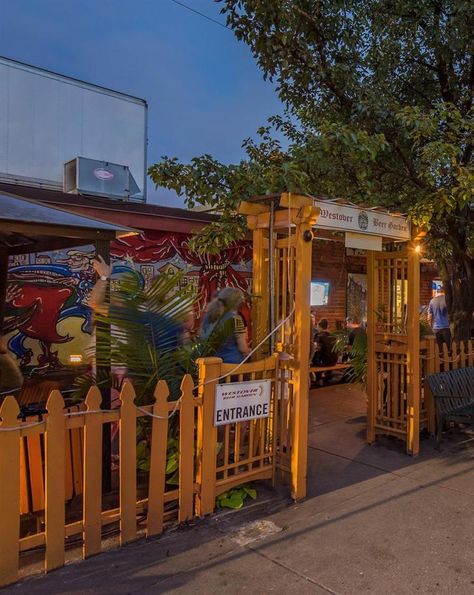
(0, 354, 290, 587)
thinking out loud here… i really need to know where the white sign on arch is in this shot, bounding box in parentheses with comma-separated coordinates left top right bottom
(313, 200, 410, 241)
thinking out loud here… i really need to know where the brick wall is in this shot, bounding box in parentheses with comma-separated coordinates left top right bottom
(311, 239, 366, 330)
(310, 240, 439, 328)
(420, 262, 439, 306)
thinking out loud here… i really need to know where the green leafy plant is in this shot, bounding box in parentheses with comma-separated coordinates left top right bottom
(216, 485, 257, 509)
(333, 317, 433, 388)
(75, 269, 234, 404)
(164, 437, 180, 486)
(332, 330, 368, 387)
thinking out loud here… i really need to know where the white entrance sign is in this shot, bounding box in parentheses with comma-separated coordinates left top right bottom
(345, 231, 382, 251)
(214, 380, 272, 426)
(313, 200, 410, 241)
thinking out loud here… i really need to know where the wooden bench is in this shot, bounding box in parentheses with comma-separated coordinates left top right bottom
(17, 379, 60, 407)
(309, 363, 350, 385)
(426, 367, 474, 448)
(13, 381, 84, 515)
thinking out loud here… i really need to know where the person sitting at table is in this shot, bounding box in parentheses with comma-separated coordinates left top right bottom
(311, 319, 340, 387)
(346, 316, 366, 347)
(313, 319, 339, 367)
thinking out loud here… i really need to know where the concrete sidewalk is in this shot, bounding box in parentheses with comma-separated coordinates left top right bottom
(7, 385, 474, 594)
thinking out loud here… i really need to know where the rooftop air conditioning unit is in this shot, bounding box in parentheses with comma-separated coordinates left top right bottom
(64, 157, 141, 201)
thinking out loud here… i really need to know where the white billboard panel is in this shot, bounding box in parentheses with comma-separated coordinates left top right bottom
(0, 57, 147, 200)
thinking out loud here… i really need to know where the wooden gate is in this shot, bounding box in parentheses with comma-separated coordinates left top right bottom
(366, 246, 422, 454)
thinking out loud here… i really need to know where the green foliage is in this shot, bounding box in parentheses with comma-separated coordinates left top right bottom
(165, 437, 180, 485)
(332, 331, 368, 386)
(137, 436, 180, 485)
(74, 270, 234, 403)
(149, 0, 473, 338)
(216, 485, 257, 509)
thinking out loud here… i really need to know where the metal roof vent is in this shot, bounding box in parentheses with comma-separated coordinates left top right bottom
(64, 157, 141, 201)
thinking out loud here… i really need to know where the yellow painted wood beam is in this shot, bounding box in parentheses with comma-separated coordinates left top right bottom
(255, 209, 300, 229)
(280, 192, 314, 208)
(238, 200, 269, 216)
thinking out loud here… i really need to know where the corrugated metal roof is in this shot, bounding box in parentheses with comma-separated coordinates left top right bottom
(0, 183, 218, 224)
(0, 192, 136, 235)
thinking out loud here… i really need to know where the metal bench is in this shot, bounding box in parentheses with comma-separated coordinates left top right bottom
(426, 367, 474, 448)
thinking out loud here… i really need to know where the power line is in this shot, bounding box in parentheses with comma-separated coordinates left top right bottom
(169, 0, 231, 31)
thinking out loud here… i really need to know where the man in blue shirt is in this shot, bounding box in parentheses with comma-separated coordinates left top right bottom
(427, 285, 451, 351)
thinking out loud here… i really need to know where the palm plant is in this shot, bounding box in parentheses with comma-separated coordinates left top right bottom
(74, 270, 234, 404)
(332, 330, 368, 386)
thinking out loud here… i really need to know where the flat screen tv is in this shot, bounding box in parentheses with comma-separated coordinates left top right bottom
(310, 281, 330, 306)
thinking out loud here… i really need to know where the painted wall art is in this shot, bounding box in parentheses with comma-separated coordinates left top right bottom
(5, 232, 252, 371)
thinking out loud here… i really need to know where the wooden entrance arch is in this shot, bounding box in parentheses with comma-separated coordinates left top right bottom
(240, 193, 425, 498)
(240, 193, 318, 499)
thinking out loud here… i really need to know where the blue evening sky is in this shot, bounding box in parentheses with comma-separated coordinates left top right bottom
(0, 0, 283, 206)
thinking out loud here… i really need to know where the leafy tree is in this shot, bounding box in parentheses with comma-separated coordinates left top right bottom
(149, 0, 473, 340)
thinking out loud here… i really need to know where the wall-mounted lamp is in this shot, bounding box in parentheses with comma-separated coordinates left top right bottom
(69, 354, 83, 365)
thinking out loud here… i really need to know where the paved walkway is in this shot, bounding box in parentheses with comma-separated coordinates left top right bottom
(8, 385, 474, 594)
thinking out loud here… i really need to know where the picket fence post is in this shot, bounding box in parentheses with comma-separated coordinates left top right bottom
(0, 396, 21, 587)
(120, 381, 137, 544)
(425, 336, 436, 434)
(195, 357, 221, 517)
(146, 380, 169, 537)
(179, 374, 195, 522)
(45, 390, 66, 572)
(83, 386, 103, 558)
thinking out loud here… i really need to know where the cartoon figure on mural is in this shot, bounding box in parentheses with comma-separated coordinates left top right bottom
(5, 249, 97, 370)
(5, 233, 252, 371)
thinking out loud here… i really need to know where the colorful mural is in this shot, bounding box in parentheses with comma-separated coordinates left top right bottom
(111, 232, 253, 324)
(6, 248, 96, 371)
(5, 232, 252, 370)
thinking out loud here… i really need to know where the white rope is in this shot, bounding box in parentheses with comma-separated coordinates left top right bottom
(420, 352, 474, 364)
(0, 387, 22, 396)
(65, 409, 115, 417)
(0, 314, 296, 426)
(0, 420, 45, 432)
(136, 403, 179, 421)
